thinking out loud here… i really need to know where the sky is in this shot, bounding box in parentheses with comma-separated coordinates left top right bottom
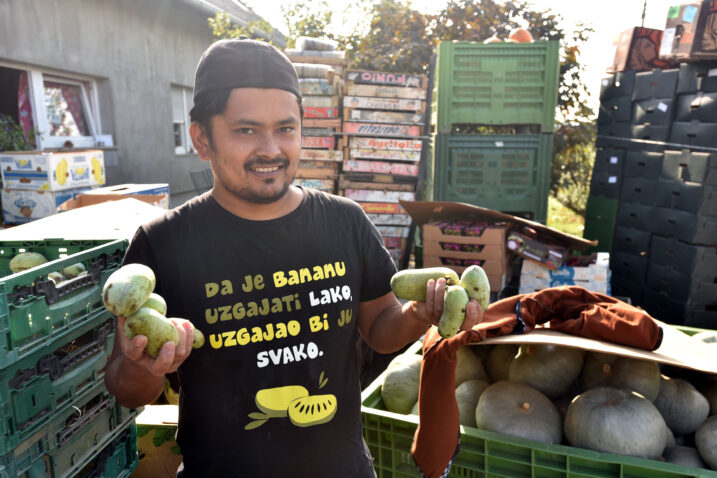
(242, 0, 677, 111)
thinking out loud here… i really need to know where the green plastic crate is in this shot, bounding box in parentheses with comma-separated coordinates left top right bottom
(0, 380, 139, 478)
(433, 41, 560, 133)
(75, 424, 138, 478)
(432, 133, 553, 223)
(361, 330, 717, 478)
(0, 317, 115, 455)
(0, 239, 127, 369)
(583, 195, 619, 253)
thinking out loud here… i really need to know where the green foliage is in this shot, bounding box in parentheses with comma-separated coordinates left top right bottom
(280, 0, 333, 48)
(208, 11, 278, 45)
(551, 121, 596, 215)
(0, 114, 31, 152)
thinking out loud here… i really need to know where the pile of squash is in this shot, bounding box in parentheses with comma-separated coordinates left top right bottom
(381, 331, 717, 470)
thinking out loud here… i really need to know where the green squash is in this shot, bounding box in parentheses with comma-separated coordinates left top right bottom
(455, 346, 489, 386)
(508, 344, 585, 398)
(696, 415, 717, 470)
(702, 379, 717, 416)
(654, 375, 710, 436)
(475, 381, 562, 444)
(662, 446, 706, 469)
(564, 386, 667, 459)
(579, 352, 662, 402)
(381, 352, 422, 414)
(455, 379, 489, 428)
(485, 344, 518, 383)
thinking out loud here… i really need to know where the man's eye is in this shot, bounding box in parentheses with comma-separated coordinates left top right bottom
(236, 128, 255, 134)
(278, 126, 296, 134)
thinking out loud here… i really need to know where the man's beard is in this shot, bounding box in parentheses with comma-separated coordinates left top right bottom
(233, 156, 293, 204)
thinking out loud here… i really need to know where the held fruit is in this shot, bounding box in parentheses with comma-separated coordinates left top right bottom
(459, 265, 490, 312)
(169, 318, 205, 349)
(125, 307, 179, 358)
(103, 263, 156, 317)
(390, 267, 460, 301)
(142, 293, 168, 316)
(61, 262, 87, 279)
(438, 285, 469, 338)
(9, 252, 48, 273)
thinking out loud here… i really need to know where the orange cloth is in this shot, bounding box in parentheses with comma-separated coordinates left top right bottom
(410, 286, 663, 478)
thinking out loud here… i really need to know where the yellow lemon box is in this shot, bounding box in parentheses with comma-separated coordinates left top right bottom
(0, 150, 105, 191)
(1, 186, 93, 224)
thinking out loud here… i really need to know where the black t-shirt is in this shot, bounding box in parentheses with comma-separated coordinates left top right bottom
(123, 188, 395, 477)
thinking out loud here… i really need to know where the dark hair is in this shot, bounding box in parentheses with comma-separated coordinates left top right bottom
(190, 88, 303, 147)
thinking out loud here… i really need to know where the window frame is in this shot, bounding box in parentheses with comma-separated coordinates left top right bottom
(171, 84, 194, 155)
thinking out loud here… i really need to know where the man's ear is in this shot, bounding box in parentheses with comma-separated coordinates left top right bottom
(190, 122, 212, 162)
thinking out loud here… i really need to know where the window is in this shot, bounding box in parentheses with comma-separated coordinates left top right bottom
(0, 64, 107, 150)
(171, 85, 193, 154)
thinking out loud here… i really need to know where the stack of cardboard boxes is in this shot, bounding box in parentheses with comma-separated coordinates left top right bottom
(0, 150, 105, 224)
(287, 37, 347, 193)
(340, 70, 428, 266)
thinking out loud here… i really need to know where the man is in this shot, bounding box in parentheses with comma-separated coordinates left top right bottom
(104, 38, 482, 477)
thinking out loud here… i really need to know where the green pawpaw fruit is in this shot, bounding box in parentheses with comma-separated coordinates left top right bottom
(256, 385, 309, 417)
(438, 285, 469, 338)
(125, 307, 179, 358)
(142, 293, 168, 316)
(47, 271, 65, 284)
(460, 265, 491, 311)
(390, 267, 460, 301)
(9, 252, 48, 273)
(62, 262, 87, 279)
(288, 394, 337, 427)
(103, 263, 155, 317)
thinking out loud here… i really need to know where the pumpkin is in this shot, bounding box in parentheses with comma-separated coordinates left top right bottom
(702, 379, 717, 416)
(696, 415, 717, 470)
(455, 379, 490, 428)
(485, 344, 518, 383)
(381, 352, 422, 414)
(654, 375, 710, 435)
(665, 426, 676, 448)
(508, 344, 584, 398)
(564, 386, 667, 459)
(662, 446, 706, 469)
(580, 352, 662, 401)
(507, 27, 534, 43)
(475, 380, 562, 444)
(455, 346, 489, 386)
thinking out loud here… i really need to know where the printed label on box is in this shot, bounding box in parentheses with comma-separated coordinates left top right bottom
(683, 5, 698, 22)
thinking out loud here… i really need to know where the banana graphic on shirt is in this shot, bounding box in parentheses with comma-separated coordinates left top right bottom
(55, 159, 68, 185)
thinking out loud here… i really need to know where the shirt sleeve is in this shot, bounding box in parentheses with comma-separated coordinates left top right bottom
(356, 206, 398, 302)
(122, 226, 163, 296)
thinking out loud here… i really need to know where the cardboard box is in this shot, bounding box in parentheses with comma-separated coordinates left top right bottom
(134, 405, 182, 478)
(609, 27, 672, 73)
(633, 68, 679, 101)
(506, 230, 567, 270)
(0, 150, 105, 191)
(660, 0, 717, 61)
(1, 186, 92, 224)
(58, 193, 169, 211)
(519, 252, 611, 295)
(82, 183, 170, 209)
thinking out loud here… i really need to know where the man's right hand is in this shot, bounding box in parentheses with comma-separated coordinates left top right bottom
(116, 315, 195, 376)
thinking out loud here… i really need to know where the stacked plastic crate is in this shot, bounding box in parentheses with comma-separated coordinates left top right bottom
(0, 239, 139, 477)
(587, 64, 717, 328)
(287, 37, 347, 194)
(430, 41, 560, 224)
(339, 71, 428, 266)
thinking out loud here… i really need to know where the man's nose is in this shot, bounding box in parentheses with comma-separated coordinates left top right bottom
(255, 132, 282, 158)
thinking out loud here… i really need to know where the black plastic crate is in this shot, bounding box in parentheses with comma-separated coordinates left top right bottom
(676, 61, 717, 94)
(646, 261, 717, 304)
(616, 200, 655, 231)
(631, 124, 670, 143)
(653, 207, 717, 246)
(612, 225, 652, 256)
(598, 96, 633, 124)
(632, 68, 679, 101)
(642, 288, 717, 328)
(610, 250, 649, 284)
(670, 121, 717, 148)
(656, 179, 716, 215)
(589, 171, 622, 199)
(624, 150, 664, 179)
(600, 71, 636, 100)
(650, 234, 717, 279)
(620, 177, 659, 206)
(632, 97, 675, 125)
(662, 149, 716, 184)
(610, 274, 644, 306)
(593, 146, 626, 176)
(675, 91, 717, 122)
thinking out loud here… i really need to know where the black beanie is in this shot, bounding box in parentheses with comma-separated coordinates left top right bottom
(191, 37, 300, 113)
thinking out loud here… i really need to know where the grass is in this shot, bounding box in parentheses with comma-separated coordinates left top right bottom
(546, 196, 584, 237)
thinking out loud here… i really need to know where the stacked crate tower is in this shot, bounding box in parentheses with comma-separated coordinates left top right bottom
(586, 62, 717, 329)
(431, 40, 560, 224)
(340, 71, 429, 266)
(0, 240, 139, 477)
(286, 37, 347, 194)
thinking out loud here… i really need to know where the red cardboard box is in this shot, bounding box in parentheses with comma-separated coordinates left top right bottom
(609, 27, 673, 73)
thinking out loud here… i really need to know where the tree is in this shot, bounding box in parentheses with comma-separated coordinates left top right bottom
(280, 0, 333, 48)
(208, 11, 279, 45)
